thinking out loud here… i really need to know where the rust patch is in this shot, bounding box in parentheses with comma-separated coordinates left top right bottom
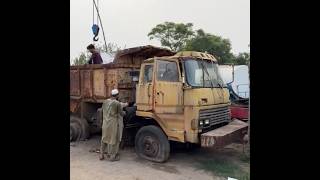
(70, 70, 80, 96)
(70, 99, 80, 113)
(93, 69, 106, 98)
(81, 70, 93, 98)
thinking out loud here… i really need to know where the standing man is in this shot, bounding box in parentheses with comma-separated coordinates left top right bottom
(87, 44, 103, 64)
(100, 89, 128, 161)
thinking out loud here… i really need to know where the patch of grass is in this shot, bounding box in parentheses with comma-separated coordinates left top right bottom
(239, 173, 250, 180)
(239, 154, 250, 163)
(196, 156, 249, 180)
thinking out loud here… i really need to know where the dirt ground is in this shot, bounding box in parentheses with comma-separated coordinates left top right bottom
(70, 135, 249, 180)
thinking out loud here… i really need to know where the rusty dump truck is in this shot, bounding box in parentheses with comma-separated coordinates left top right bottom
(70, 45, 248, 162)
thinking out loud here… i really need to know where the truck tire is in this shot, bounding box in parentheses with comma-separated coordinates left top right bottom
(70, 116, 90, 141)
(88, 108, 103, 134)
(135, 125, 170, 163)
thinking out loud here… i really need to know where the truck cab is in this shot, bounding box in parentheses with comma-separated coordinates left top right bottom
(134, 51, 247, 162)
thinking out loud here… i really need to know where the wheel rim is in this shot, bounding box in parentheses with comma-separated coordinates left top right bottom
(142, 136, 159, 157)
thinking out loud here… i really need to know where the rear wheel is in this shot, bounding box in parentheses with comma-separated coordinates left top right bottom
(135, 125, 170, 163)
(70, 116, 90, 141)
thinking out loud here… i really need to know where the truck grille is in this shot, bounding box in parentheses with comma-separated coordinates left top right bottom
(199, 106, 231, 128)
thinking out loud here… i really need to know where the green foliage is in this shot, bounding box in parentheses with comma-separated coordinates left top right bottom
(148, 22, 194, 52)
(96, 42, 123, 54)
(234, 52, 250, 65)
(73, 52, 88, 65)
(184, 29, 235, 64)
(148, 22, 250, 65)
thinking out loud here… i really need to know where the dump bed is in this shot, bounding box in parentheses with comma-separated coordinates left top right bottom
(70, 63, 140, 102)
(70, 45, 175, 114)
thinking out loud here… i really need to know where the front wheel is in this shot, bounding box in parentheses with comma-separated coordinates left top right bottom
(135, 125, 170, 163)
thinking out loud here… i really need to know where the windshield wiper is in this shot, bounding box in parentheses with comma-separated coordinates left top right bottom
(210, 60, 224, 89)
(200, 61, 214, 88)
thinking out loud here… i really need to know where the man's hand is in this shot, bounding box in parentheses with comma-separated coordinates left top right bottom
(120, 102, 129, 108)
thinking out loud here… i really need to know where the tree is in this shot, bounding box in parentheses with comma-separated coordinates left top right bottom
(148, 22, 194, 52)
(234, 52, 250, 65)
(96, 42, 123, 54)
(73, 52, 88, 65)
(184, 29, 235, 64)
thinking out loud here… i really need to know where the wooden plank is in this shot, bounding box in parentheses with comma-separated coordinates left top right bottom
(70, 70, 80, 96)
(81, 70, 93, 98)
(93, 69, 106, 97)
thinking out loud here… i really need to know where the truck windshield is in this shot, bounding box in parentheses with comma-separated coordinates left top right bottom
(184, 59, 225, 88)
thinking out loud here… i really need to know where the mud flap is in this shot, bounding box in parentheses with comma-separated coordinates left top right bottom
(200, 119, 248, 148)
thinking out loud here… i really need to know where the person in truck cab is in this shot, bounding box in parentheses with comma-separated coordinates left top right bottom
(86, 44, 103, 64)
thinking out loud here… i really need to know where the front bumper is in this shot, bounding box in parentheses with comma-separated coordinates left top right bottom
(200, 119, 248, 148)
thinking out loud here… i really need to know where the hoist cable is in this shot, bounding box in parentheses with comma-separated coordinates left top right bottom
(96, 0, 99, 26)
(92, 1, 95, 43)
(93, 0, 107, 51)
(92, 1, 95, 24)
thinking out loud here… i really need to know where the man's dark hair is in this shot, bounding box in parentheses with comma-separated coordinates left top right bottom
(87, 44, 95, 50)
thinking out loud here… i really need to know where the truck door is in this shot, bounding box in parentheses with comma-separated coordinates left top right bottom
(136, 63, 154, 111)
(154, 59, 183, 114)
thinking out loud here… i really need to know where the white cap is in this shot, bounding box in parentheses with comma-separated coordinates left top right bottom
(111, 89, 119, 96)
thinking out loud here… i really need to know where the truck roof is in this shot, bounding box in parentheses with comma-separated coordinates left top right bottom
(144, 51, 218, 63)
(174, 51, 217, 62)
(114, 45, 174, 60)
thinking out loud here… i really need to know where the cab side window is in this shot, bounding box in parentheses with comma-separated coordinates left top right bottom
(157, 60, 179, 82)
(143, 65, 153, 83)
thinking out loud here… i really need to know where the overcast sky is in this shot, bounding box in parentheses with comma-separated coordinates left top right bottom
(70, 0, 250, 60)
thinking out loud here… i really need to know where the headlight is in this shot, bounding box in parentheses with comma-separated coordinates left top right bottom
(205, 119, 210, 124)
(199, 120, 203, 126)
